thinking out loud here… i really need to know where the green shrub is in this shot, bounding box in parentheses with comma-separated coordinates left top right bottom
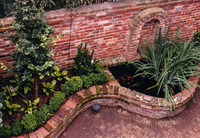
(49, 91, 65, 112)
(39, 104, 53, 120)
(61, 76, 83, 96)
(81, 75, 93, 88)
(21, 114, 37, 133)
(11, 119, 23, 136)
(97, 72, 108, 84)
(132, 27, 200, 109)
(94, 63, 104, 73)
(0, 124, 11, 137)
(89, 73, 99, 85)
(33, 109, 46, 128)
(74, 43, 100, 76)
(81, 72, 107, 88)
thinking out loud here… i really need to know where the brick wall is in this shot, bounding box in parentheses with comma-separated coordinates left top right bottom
(0, 0, 200, 74)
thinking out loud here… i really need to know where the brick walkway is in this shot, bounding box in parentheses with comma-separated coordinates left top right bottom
(59, 88, 200, 138)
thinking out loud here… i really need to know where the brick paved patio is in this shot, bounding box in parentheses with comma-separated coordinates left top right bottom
(59, 87, 200, 138)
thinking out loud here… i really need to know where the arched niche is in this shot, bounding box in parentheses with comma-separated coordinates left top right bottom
(125, 7, 169, 61)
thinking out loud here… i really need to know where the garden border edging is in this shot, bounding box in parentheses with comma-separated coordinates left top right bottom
(18, 68, 198, 138)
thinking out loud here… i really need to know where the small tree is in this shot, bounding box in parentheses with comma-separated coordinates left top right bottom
(8, 0, 55, 97)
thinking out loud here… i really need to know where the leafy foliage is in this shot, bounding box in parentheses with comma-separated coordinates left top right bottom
(11, 119, 23, 136)
(1, 85, 18, 100)
(94, 63, 104, 73)
(49, 91, 65, 112)
(96, 72, 108, 84)
(9, 75, 34, 94)
(8, 0, 55, 82)
(0, 62, 7, 71)
(0, 124, 11, 137)
(51, 66, 69, 82)
(42, 80, 57, 95)
(39, 104, 53, 119)
(81, 72, 108, 88)
(3, 100, 24, 116)
(32, 110, 45, 128)
(21, 114, 37, 133)
(23, 98, 40, 114)
(132, 27, 200, 109)
(74, 43, 100, 76)
(194, 30, 200, 46)
(81, 75, 93, 89)
(61, 76, 83, 96)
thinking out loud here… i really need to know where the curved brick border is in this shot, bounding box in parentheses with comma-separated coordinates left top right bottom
(125, 7, 170, 61)
(17, 68, 198, 138)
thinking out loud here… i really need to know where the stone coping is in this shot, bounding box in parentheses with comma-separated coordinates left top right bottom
(14, 68, 199, 138)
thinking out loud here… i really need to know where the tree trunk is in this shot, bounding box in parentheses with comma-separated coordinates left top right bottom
(35, 75, 38, 98)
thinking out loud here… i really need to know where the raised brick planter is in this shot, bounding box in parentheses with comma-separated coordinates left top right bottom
(15, 63, 198, 138)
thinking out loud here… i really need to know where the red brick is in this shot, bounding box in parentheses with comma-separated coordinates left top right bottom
(38, 127, 49, 137)
(51, 114, 63, 124)
(28, 132, 37, 138)
(34, 130, 43, 138)
(43, 123, 54, 133)
(47, 118, 59, 129)
(89, 86, 97, 95)
(65, 100, 76, 109)
(77, 90, 86, 98)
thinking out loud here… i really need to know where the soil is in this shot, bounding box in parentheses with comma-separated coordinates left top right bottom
(0, 69, 75, 125)
(109, 63, 181, 98)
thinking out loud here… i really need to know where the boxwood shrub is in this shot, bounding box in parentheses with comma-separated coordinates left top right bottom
(11, 119, 23, 136)
(81, 72, 108, 89)
(61, 76, 83, 96)
(0, 124, 11, 137)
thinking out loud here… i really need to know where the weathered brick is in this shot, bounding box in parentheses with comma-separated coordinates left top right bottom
(47, 118, 59, 129)
(38, 127, 49, 137)
(28, 132, 37, 138)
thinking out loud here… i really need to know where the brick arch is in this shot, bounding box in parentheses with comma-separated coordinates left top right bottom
(125, 7, 169, 61)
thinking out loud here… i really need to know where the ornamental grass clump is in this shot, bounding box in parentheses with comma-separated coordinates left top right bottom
(132, 27, 200, 109)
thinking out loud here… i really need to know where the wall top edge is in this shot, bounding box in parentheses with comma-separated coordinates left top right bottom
(0, 0, 198, 28)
